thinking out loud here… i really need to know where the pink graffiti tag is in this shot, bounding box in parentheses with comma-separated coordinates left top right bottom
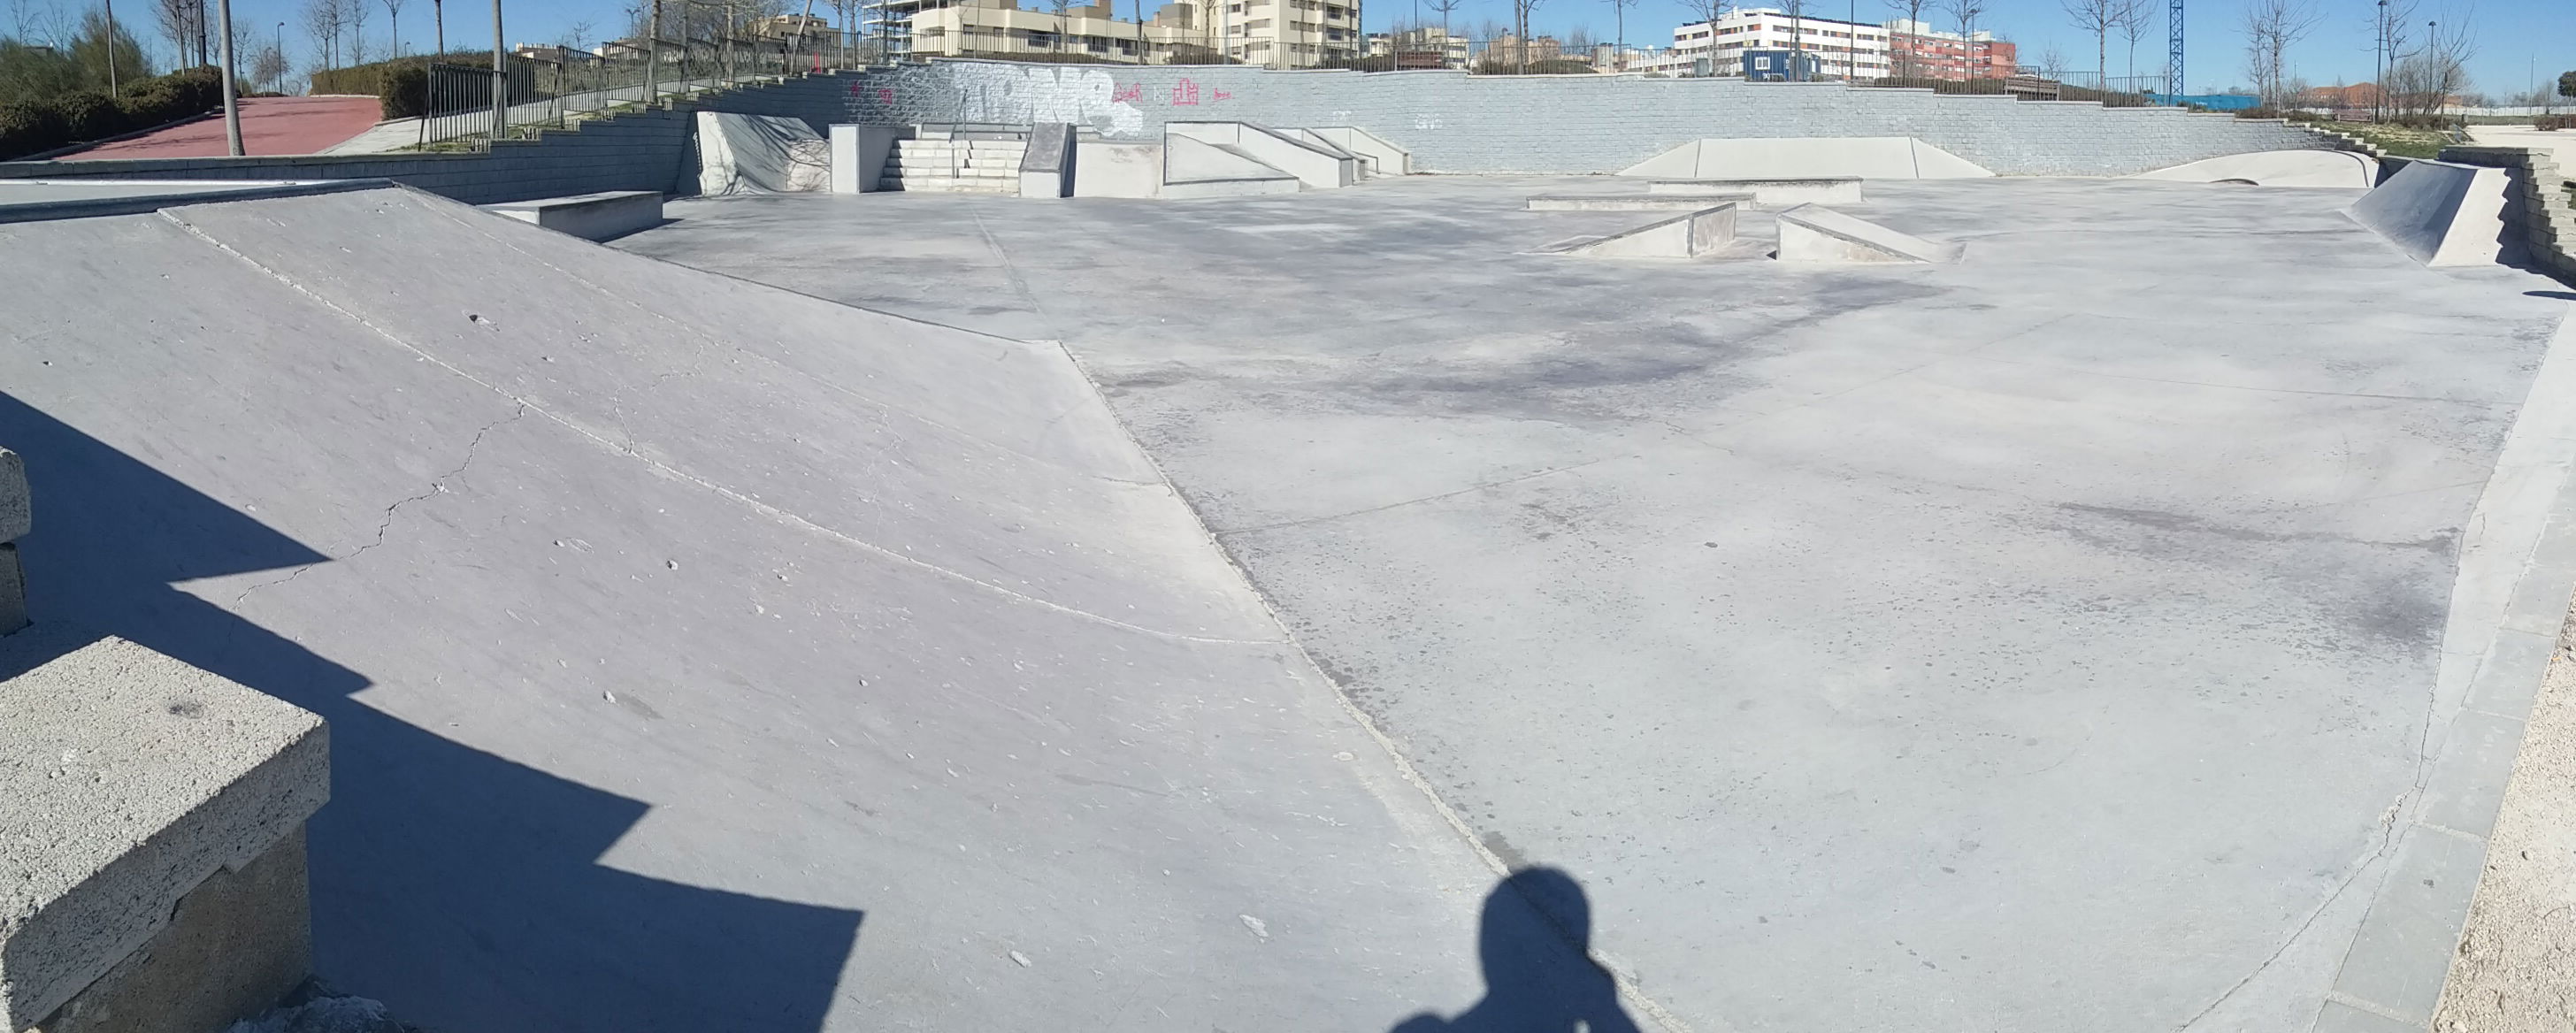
(877, 87, 894, 103)
(1171, 78, 1200, 105)
(1211, 88, 1232, 101)
(1111, 82, 1143, 103)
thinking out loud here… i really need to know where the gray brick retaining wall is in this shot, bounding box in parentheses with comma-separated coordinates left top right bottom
(837, 61, 2349, 176)
(0, 63, 2351, 201)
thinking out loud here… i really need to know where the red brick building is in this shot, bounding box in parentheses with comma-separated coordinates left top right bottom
(1883, 19, 2015, 80)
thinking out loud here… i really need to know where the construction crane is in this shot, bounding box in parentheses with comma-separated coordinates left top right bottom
(2167, 0, 2184, 96)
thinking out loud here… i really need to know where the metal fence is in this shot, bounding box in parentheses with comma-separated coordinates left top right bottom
(410, 32, 874, 150)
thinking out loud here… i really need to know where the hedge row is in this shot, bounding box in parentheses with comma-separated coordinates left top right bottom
(0, 66, 225, 160)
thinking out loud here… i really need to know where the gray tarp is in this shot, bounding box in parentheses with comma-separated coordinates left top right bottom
(694, 112, 832, 196)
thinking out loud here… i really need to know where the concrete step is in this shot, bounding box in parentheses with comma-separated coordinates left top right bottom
(878, 177, 1018, 194)
(889, 159, 1018, 174)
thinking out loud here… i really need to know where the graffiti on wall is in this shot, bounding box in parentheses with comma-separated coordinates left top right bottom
(948, 64, 1146, 136)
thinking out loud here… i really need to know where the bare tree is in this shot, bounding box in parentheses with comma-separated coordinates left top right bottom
(1674, 0, 1722, 74)
(1885, 0, 1930, 77)
(1048, 0, 1068, 55)
(2383, 13, 2472, 119)
(1603, 0, 1630, 58)
(2238, 0, 2318, 106)
(302, 0, 339, 69)
(341, 0, 365, 64)
(153, 0, 201, 66)
(2365, 0, 2417, 118)
(1507, 0, 1543, 73)
(2031, 44, 2064, 78)
(1941, 0, 1981, 72)
(2061, 0, 2113, 87)
(2111, 0, 2151, 88)
(249, 34, 285, 87)
(379, 0, 400, 56)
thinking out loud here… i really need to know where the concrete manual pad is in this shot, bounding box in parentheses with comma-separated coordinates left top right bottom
(1524, 193, 1752, 211)
(1529, 203, 1739, 258)
(2348, 158, 2519, 267)
(1775, 203, 1965, 263)
(0, 185, 1519, 1033)
(480, 190, 664, 242)
(1648, 177, 1867, 206)
(617, 174, 2576, 1032)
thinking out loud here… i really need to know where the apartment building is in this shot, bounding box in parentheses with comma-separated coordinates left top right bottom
(867, 0, 1355, 67)
(1882, 19, 2014, 80)
(1364, 27, 1472, 68)
(1666, 9, 1891, 80)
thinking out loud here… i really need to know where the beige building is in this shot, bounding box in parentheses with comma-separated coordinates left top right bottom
(869, 0, 1357, 67)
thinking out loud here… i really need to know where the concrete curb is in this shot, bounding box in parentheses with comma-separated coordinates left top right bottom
(2315, 304, 2576, 1030)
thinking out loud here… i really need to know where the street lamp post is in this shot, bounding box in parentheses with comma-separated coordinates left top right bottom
(275, 22, 285, 93)
(216, 0, 242, 155)
(490, 0, 505, 142)
(2373, 0, 2385, 121)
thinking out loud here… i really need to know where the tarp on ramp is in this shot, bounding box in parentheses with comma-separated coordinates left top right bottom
(0, 185, 1535, 1032)
(694, 111, 831, 195)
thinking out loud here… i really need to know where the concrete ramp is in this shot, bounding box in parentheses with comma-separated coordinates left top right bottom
(694, 112, 831, 195)
(1621, 137, 1994, 180)
(2128, 149, 2378, 188)
(1775, 203, 1964, 263)
(1162, 134, 1300, 198)
(1168, 121, 1357, 189)
(0, 185, 1509, 1031)
(1531, 203, 1739, 258)
(1306, 126, 1411, 176)
(2348, 158, 2519, 267)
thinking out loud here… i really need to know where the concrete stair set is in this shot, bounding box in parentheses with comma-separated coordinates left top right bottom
(880, 138, 1029, 194)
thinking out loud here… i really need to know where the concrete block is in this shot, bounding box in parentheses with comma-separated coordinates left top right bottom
(1073, 141, 1162, 198)
(34, 828, 312, 1033)
(0, 448, 23, 542)
(1775, 203, 1965, 264)
(0, 545, 22, 636)
(1018, 123, 1075, 199)
(0, 626, 328, 1031)
(828, 125, 905, 194)
(479, 190, 664, 242)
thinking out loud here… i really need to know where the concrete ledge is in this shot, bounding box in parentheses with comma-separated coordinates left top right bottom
(1646, 177, 1865, 206)
(0, 625, 329, 1031)
(1072, 140, 1161, 198)
(1018, 122, 1074, 199)
(480, 190, 665, 242)
(828, 125, 908, 195)
(1526, 192, 1753, 210)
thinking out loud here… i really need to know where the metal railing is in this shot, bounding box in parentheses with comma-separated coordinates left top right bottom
(410, 33, 877, 151)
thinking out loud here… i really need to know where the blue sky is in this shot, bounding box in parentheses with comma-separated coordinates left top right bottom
(26, 0, 2571, 100)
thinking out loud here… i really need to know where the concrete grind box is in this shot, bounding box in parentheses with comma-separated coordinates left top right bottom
(0, 448, 329, 1033)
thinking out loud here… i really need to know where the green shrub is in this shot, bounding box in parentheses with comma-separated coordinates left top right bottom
(0, 99, 67, 157)
(2536, 113, 2574, 132)
(381, 65, 429, 119)
(49, 90, 122, 140)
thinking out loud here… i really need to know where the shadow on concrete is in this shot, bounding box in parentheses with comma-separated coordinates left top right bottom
(0, 392, 863, 1033)
(1390, 868, 1643, 1033)
(2528, 290, 2576, 302)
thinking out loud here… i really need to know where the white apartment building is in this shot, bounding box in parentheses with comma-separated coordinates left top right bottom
(867, 0, 1356, 67)
(1666, 8, 1892, 80)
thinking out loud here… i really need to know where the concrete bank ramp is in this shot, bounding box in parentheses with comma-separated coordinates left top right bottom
(1622, 136, 1994, 180)
(1162, 134, 1300, 198)
(1775, 203, 1964, 263)
(2348, 158, 2520, 267)
(2128, 149, 2378, 188)
(694, 112, 832, 196)
(0, 185, 1522, 1031)
(1531, 203, 1740, 258)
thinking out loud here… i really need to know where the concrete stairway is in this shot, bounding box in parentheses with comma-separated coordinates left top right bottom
(880, 139, 1024, 194)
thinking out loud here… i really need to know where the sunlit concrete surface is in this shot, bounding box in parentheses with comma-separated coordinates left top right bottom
(620, 175, 2576, 1032)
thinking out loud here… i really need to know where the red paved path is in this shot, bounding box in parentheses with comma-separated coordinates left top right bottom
(57, 96, 384, 159)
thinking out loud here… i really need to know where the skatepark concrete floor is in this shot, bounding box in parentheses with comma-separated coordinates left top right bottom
(616, 174, 2576, 1032)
